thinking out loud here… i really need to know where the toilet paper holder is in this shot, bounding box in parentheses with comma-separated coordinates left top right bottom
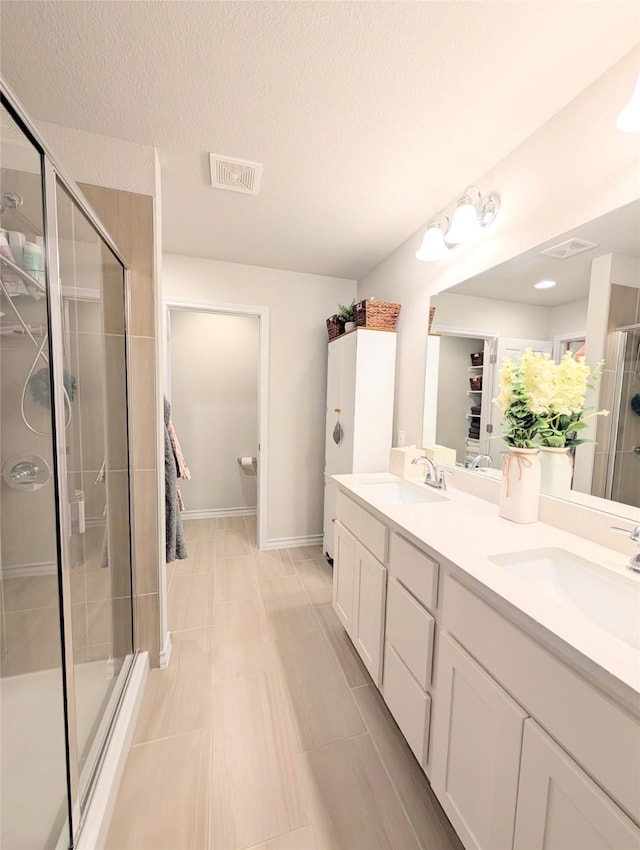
(236, 456, 257, 464)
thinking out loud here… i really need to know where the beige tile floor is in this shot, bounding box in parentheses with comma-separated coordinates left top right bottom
(106, 517, 463, 850)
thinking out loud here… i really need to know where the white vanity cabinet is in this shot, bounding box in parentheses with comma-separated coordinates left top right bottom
(431, 632, 527, 850)
(332, 492, 388, 685)
(331, 480, 640, 850)
(436, 573, 640, 850)
(332, 524, 386, 684)
(332, 520, 357, 633)
(382, 532, 439, 766)
(514, 721, 640, 850)
(351, 543, 387, 683)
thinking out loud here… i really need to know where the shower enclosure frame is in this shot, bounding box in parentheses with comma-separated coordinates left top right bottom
(605, 323, 640, 501)
(1, 77, 138, 847)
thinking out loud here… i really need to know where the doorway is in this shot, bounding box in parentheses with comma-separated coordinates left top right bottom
(164, 300, 268, 549)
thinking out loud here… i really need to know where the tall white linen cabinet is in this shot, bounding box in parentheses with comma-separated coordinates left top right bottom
(323, 328, 397, 559)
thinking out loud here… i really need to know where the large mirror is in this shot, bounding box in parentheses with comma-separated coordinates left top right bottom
(423, 198, 640, 516)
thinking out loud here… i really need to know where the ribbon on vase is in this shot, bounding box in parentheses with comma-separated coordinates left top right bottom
(502, 450, 535, 498)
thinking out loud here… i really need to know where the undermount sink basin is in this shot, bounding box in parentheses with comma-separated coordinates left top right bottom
(489, 548, 640, 650)
(358, 478, 447, 504)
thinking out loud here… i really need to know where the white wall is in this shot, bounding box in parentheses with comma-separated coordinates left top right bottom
(36, 120, 156, 196)
(169, 310, 259, 514)
(549, 299, 589, 339)
(433, 291, 589, 344)
(357, 46, 640, 446)
(432, 292, 549, 339)
(163, 253, 357, 543)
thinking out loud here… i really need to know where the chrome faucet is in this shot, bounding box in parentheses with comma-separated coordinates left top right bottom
(411, 456, 448, 491)
(469, 454, 493, 470)
(611, 524, 640, 573)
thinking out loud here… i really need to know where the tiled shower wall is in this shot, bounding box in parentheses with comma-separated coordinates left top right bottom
(593, 283, 640, 507)
(79, 183, 162, 667)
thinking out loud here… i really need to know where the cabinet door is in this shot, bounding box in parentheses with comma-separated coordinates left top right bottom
(325, 339, 343, 475)
(514, 720, 640, 850)
(339, 334, 357, 470)
(332, 521, 356, 632)
(352, 542, 387, 685)
(431, 632, 527, 850)
(323, 477, 337, 559)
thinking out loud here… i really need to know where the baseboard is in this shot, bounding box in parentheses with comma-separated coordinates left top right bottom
(181, 507, 257, 520)
(264, 534, 323, 550)
(75, 652, 149, 850)
(159, 631, 172, 669)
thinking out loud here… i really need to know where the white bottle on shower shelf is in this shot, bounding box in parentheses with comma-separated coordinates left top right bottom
(8, 230, 26, 266)
(22, 241, 45, 292)
(0, 230, 28, 295)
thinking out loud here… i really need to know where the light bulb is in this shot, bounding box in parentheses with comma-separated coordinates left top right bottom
(416, 224, 448, 261)
(446, 198, 482, 245)
(617, 73, 640, 133)
(534, 279, 556, 290)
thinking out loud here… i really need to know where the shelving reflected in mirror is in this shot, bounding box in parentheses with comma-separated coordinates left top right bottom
(423, 198, 640, 516)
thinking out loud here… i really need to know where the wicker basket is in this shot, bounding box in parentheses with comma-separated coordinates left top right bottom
(326, 315, 345, 341)
(470, 352, 484, 367)
(354, 298, 401, 330)
(469, 376, 483, 391)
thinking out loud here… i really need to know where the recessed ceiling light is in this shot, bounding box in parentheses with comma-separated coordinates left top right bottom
(534, 279, 557, 290)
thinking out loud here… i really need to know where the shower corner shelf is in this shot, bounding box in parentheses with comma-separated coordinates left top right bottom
(1, 254, 45, 293)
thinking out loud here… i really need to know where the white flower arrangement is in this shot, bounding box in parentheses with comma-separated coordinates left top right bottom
(494, 349, 608, 449)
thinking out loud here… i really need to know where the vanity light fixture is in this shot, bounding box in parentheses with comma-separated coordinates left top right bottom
(617, 72, 640, 133)
(534, 279, 557, 290)
(415, 185, 500, 262)
(415, 216, 450, 261)
(446, 186, 500, 245)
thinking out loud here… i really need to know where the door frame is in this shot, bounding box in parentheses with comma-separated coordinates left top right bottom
(163, 298, 269, 550)
(422, 323, 497, 459)
(552, 329, 587, 363)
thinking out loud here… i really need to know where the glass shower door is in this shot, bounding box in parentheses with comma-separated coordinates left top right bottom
(1, 87, 137, 849)
(54, 180, 135, 809)
(0, 103, 71, 850)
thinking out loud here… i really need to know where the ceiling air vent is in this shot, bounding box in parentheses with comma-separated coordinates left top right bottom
(539, 237, 598, 259)
(209, 154, 262, 195)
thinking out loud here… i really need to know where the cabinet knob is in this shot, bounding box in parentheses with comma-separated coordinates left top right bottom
(332, 517, 336, 523)
(334, 408, 341, 413)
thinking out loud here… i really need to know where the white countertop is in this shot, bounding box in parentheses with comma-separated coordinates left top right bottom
(333, 472, 640, 707)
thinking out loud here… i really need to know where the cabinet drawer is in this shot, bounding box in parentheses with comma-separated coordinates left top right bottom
(389, 532, 438, 612)
(386, 576, 435, 691)
(383, 641, 431, 765)
(336, 491, 387, 563)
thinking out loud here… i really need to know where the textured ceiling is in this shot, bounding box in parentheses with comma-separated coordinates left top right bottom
(1, 1, 639, 279)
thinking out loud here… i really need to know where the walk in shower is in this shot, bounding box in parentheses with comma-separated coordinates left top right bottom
(1, 89, 135, 848)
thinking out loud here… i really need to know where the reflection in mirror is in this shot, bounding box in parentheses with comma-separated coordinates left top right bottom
(424, 199, 640, 516)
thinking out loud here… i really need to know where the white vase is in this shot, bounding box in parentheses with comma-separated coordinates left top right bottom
(539, 446, 573, 496)
(345, 321, 355, 332)
(499, 447, 541, 524)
